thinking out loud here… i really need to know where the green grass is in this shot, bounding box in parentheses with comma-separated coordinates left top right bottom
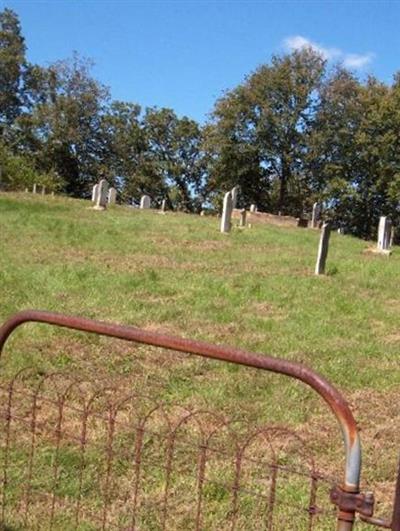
(0, 192, 399, 528)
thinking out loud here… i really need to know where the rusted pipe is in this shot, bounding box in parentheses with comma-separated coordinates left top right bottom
(0, 309, 362, 528)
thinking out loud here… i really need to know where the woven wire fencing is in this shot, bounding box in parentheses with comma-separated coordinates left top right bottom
(0, 368, 342, 530)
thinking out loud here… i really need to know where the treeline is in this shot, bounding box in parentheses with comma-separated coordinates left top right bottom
(1, 8, 400, 239)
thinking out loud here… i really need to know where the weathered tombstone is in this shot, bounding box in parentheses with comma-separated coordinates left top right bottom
(160, 199, 166, 213)
(311, 202, 322, 228)
(337, 227, 344, 235)
(220, 191, 233, 233)
(32, 183, 37, 194)
(377, 216, 392, 251)
(239, 209, 247, 227)
(24, 187, 28, 193)
(315, 222, 331, 275)
(108, 187, 117, 204)
(231, 186, 240, 209)
(92, 184, 98, 202)
(41, 186, 46, 196)
(250, 204, 257, 213)
(51, 191, 55, 197)
(140, 195, 151, 209)
(93, 179, 109, 210)
(200, 210, 205, 216)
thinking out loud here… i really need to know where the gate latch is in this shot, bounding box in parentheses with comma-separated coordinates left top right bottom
(330, 486, 375, 517)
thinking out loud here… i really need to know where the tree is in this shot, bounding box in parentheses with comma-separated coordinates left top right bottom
(308, 68, 398, 238)
(0, 141, 63, 191)
(142, 108, 205, 211)
(205, 48, 326, 214)
(100, 100, 150, 202)
(202, 96, 269, 211)
(0, 8, 26, 140)
(26, 54, 110, 196)
(306, 68, 363, 228)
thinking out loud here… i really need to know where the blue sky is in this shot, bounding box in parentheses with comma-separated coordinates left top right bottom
(2, 1, 400, 122)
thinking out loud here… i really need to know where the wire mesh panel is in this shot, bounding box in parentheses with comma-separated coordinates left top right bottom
(2, 311, 385, 529)
(0, 370, 339, 530)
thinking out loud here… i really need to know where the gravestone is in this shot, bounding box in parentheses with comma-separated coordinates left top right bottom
(250, 204, 257, 213)
(161, 199, 166, 213)
(200, 210, 205, 216)
(231, 186, 240, 209)
(239, 209, 247, 227)
(41, 186, 46, 196)
(220, 191, 233, 233)
(377, 216, 392, 251)
(92, 184, 99, 203)
(108, 187, 117, 204)
(93, 179, 109, 210)
(24, 187, 28, 193)
(311, 202, 322, 228)
(32, 183, 37, 194)
(315, 222, 331, 275)
(51, 191, 55, 197)
(140, 195, 151, 209)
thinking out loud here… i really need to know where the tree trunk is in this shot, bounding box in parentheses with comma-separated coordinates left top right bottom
(278, 155, 290, 214)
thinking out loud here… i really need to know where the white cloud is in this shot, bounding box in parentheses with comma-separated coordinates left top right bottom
(343, 53, 375, 69)
(284, 36, 341, 61)
(283, 35, 374, 70)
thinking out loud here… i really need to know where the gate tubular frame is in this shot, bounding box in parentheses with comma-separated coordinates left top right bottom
(0, 309, 393, 529)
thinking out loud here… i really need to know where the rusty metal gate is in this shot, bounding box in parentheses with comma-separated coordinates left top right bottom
(0, 309, 399, 530)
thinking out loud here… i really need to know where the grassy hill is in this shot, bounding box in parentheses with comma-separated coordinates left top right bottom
(1, 192, 399, 528)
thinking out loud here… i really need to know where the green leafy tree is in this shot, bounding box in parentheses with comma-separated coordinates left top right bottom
(26, 54, 110, 196)
(142, 108, 205, 211)
(308, 69, 397, 238)
(0, 8, 26, 140)
(100, 100, 152, 202)
(0, 141, 37, 189)
(205, 48, 326, 214)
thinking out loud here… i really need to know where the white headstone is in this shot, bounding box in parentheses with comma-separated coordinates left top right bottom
(377, 216, 392, 251)
(41, 186, 46, 196)
(92, 184, 100, 203)
(24, 187, 28, 193)
(140, 195, 151, 209)
(161, 199, 166, 212)
(220, 191, 233, 233)
(249, 204, 257, 213)
(32, 183, 37, 194)
(108, 187, 117, 204)
(311, 202, 322, 228)
(94, 179, 109, 210)
(231, 186, 240, 209)
(315, 222, 331, 275)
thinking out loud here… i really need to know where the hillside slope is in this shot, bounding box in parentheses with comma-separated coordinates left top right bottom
(1, 192, 400, 524)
